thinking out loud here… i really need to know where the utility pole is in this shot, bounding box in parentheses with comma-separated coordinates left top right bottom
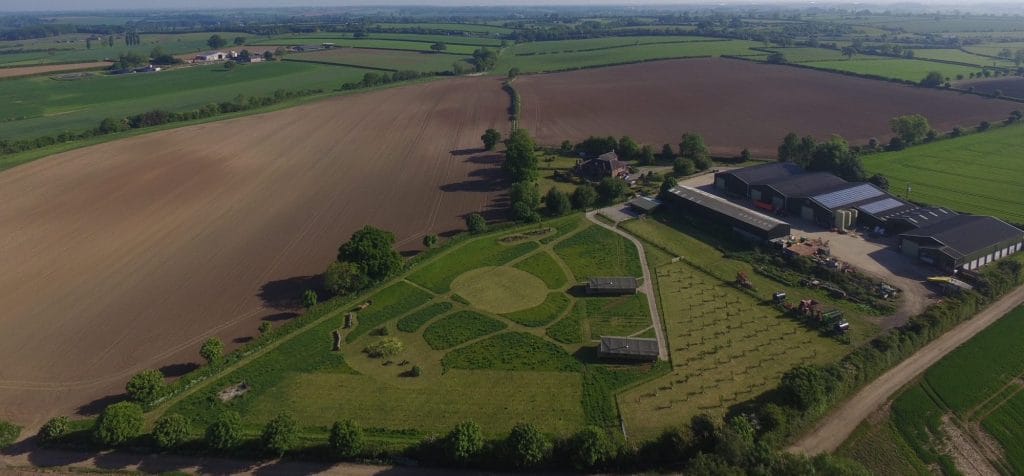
(906, 183, 912, 202)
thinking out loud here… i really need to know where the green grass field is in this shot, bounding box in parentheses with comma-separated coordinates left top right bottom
(509, 36, 728, 55)
(0, 31, 245, 66)
(2, 60, 371, 141)
(257, 32, 503, 47)
(288, 48, 472, 72)
(963, 41, 1024, 58)
(372, 22, 513, 34)
(254, 37, 478, 55)
(163, 214, 668, 444)
(862, 124, 1024, 223)
(792, 58, 980, 82)
(553, 224, 642, 281)
(911, 48, 1014, 68)
(837, 417, 931, 476)
(496, 39, 763, 74)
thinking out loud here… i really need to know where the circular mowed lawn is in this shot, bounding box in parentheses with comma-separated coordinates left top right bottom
(450, 266, 547, 314)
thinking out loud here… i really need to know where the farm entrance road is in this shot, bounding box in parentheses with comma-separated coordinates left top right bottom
(789, 284, 1024, 455)
(586, 209, 669, 361)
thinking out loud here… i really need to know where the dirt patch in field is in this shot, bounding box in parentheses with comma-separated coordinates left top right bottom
(0, 77, 509, 428)
(939, 414, 1002, 476)
(516, 58, 1018, 157)
(0, 62, 111, 79)
(957, 77, 1024, 100)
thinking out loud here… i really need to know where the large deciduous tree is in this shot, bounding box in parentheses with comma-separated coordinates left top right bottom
(502, 129, 538, 182)
(889, 114, 931, 144)
(679, 133, 711, 170)
(93, 402, 143, 446)
(207, 34, 227, 49)
(337, 226, 402, 281)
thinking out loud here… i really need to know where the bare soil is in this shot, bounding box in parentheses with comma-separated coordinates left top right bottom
(0, 62, 111, 79)
(0, 77, 509, 428)
(516, 58, 1018, 156)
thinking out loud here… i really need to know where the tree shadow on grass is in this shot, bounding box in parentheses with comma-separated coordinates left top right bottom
(257, 275, 322, 310)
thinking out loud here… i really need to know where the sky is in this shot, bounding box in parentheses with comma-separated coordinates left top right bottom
(3, 0, 1021, 12)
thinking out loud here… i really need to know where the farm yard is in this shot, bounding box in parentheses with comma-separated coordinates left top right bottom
(1, 60, 373, 143)
(862, 123, 1024, 223)
(0, 76, 509, 428)
(840, 305, 1024, 474)
(164, 215, 667, 442)
(515, 58, 1017, 156)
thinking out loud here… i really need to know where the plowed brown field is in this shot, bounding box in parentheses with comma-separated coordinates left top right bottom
(516, 58, 1018, 156)
(0, 62, 111, 79)
(0, 77, 508, 427)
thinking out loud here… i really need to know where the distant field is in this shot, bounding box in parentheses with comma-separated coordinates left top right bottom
(958, 76, 1024, 99)
(372, 22, 513, 34)
(259, 32, 502, 47)
(0, 31, 244, 66)
(911, 48, 1013, 68)
(754, 47, 986, 83)
(0, 61, 111, 79)
(252, 37, 478, 54)
(497, 39, 763, 73)
(862, 124, 1024, 223)
(509, 35, 728, 55)
(2, 60, 370, 141)
(288, 48, 473, 72)
(963, 41, 1024, 58)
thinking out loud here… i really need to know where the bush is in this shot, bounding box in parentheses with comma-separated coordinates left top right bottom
(329, 420, 364, 457)
(466, 213, 488, 234)
(259, 321, 272, 335)
(153, 414, 190, 449)
(445, 421, 484, 464)
(125, 369, 165, 404)
(260, 413, 298, 457)
(596, 177, 626, 204)
(205, 411, 242, 450)
(324, 260, 370, 296)
(38, 416, 69, 444)
(200, 337, 223, 365)
(0, 420, 21, 449)
(565, 426, 615, 470)
(571, 184, 597, 210)
(673, 157, 696, 176)
(504, 422, 550, 468)
(93, 402, 143, 446)
(544, 187, 572, 216)
(302, 289, 318, 308)
(364, 337, 404, 358)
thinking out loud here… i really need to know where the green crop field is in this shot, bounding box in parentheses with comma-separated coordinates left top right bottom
(911, 48, 1014, 68)
(288, 49, 473, 72)
(862, 124, 1024, 223)
(804, 58, 981, 82)
(496, 39, 763, 74)
(614, 216, 854, 440)
(838, 418, 931, 476)
(257, 32, 503, 47)
(252, 37, 478, 55)
(0, 32, 246, 67)
(1, 60, 371, 141)
(372, 22, 513, 34)
(163, 214, 676, 444)
(845, 306, 1024, 473)
(509, 36, 728, 55)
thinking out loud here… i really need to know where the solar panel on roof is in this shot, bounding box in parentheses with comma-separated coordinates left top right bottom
(813, 184, 883, 209)
(858, 197, 905, 215)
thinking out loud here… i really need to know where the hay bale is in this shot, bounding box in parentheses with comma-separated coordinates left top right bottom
(332, 330, 341, 351)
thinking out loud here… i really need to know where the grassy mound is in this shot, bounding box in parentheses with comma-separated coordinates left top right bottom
(450, 266, 548, 313)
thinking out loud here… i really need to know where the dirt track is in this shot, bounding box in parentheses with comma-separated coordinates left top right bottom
(0, 62, 111, 79)
(516, 58, 1017, 156)
(789, 285, 1024, 455)
(0, 77, 509, 428)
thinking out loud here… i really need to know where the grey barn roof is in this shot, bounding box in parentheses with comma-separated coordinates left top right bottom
(722, 162, 804, 185)
(756, 172, 848, 198)
(599, 336, 660, 358)
(588, 276, 638, 290)
(901, 215, 1024, 258)
(667, 186, 788, 233)
(888, 207, 959, 229)
(628, 196, 662, 212)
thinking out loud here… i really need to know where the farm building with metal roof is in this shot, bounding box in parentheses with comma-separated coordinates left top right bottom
(628, 196, 662, 214)
(885, 207, 959, 234)
(898, 215, 1024, 272)
(663, 185, 791, 241)
(598, 336, 660, 362)
(586, 277, 639, 295)
(714, 162, 804, 197)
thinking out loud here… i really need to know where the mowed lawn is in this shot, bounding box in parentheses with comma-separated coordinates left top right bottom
(496, 39, 763, 73)
(862, 124, 1024, 223)
(2, 60, 371, 141)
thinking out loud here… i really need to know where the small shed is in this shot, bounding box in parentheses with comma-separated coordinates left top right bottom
(598, 336, 659, 362)
(586, 276, 638, 295)
(628, 196, 661, 214)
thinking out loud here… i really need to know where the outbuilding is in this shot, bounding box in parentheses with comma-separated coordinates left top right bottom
(714, 162, 804, 198)
(586, 277, 639, 295)
(598, 336, 659, 362)
(898, 215, 1024, 272)
(628, 196, 661, 214)
(663, 185, 791, 241)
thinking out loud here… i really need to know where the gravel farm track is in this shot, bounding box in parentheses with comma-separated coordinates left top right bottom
(0, 77, 509, 429)
(516, 58, 1018, 156)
